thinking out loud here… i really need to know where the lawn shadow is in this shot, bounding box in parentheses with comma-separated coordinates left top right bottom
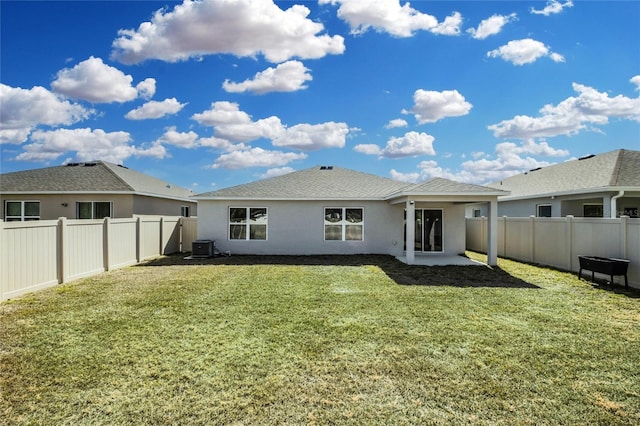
(141, 254, 539, 289)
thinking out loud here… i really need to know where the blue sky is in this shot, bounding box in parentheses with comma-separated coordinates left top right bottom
(1, 0, 639, 192)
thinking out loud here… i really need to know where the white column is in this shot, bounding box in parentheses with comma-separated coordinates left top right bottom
(487, 200, 498, 266)
(406, 200, 415, 264)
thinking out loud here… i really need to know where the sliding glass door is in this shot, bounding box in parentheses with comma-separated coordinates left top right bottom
(405, 209, 443, 252)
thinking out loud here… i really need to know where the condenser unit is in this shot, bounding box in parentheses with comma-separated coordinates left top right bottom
(192, 240, 214, 258)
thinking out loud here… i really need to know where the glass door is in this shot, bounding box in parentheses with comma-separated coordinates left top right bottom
(405, 209, 443, 252)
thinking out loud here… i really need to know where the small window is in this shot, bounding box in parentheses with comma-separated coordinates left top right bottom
(77, 201, 112, 219)
(180, 206, 190, 217)
(473, 208, 481, 218)
(324, 207, 363, 241)
(583, 204, 603, 218)
(229, 207, 267, 240)
(537, 204, 552, 217)
(4, 201, 40, 221)
(622, 207, 638, 218)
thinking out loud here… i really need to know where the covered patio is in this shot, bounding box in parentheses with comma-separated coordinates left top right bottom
(396, 254, 486, 266)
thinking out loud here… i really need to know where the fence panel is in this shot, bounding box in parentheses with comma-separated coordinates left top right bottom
(466, 216, 639, 289)
(1, 216, 194, 301)
(0, 221, 59, 300)
(109, 218, 138, 269)
(182, 217, 198, 252)
(64, 220, 105, 282)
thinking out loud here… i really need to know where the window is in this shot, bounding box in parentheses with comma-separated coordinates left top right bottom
(181, 206, 190, 217)
(4, 201, 40, 221)
(623, 207, 638, 218)
(229, 207, 267, 240)
(324, 207, 363, 241)
(473, 208, 481, 218)
(537, 204, 552, 217)
(583, 204, 603, 218)
(77, 202, 112, 219)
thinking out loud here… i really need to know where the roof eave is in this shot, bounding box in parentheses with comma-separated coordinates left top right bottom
(497, 186, 640, 201)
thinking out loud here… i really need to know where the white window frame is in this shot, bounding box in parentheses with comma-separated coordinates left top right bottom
(180, 205, 190, 217)
(324, 207, 364, 241)
(536, 204, 552, 217)
(4, 200, 40, 221)
(76, 201, 113, 219)
(228, 207, 268, 241)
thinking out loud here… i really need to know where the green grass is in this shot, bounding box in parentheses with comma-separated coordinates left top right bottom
(1, 253, 639, 425)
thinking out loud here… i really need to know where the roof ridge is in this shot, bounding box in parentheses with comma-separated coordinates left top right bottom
(99, 161, 136, 191)
(609, 149, 625, 186)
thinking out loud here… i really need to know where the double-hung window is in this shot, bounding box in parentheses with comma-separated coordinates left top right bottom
(4, 201, 40, 221)
(324, 207, 363, 241)
(229, 207, 267, 240)
(77, 202, 112, 219)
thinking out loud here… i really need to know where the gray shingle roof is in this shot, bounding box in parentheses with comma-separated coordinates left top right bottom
(486, 149, 640, 199)
(195, 166, 505, 200)
(0, 161, 194, 200)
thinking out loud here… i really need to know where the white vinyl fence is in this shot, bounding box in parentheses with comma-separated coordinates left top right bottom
(467, 216, 640, 289)
(1, 216, 198, 301)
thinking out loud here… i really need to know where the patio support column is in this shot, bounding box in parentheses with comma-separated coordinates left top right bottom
(406, 200, 415, 265)
(487, 199, 498, 266)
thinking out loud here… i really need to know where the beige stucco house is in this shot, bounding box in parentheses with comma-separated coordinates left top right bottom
(1, 161, 197, 221)
(470, 149, 640, 219)
(194, 166, 506, 265)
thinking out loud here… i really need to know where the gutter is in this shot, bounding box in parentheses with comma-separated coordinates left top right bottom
(610, 190, 625, 218)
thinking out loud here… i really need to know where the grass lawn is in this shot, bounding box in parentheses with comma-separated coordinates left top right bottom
(1, 253, 639, 425)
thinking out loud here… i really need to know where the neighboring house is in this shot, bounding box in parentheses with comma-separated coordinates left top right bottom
(1, 161, 197, 221)
(194, 166, 507, 265)
(469, 149, 640, 218)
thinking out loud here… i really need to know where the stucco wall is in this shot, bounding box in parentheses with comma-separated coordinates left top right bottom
(197, 199, 467, 256)
(1, 194, 134, 220)
(132, 195, 197, 217)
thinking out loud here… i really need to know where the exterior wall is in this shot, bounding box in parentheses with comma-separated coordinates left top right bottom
(198, 199, 467, 256)
(1, 193, 197, 220)
(1, 193, 134, 220)
(495, 193, 640, 218)
(132, 194, 197, 217)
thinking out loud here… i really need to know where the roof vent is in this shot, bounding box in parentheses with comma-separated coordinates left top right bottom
(66, 163, 80, 167)
(529, 167, 542, 172)
(578, 154, 595, 161)
(83, 162, 97, 167)
(320, 166, 333, 170)
(117, 164, 129, 169)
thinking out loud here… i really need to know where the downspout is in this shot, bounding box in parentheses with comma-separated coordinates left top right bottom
(610, 190, 624, 218)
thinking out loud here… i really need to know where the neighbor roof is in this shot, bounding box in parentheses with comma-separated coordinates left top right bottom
(0, 161, 194, 200)
(195, 166, 506, 200)
(486, 149, 640, 200)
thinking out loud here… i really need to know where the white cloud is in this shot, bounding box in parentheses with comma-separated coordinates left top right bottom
(272, 122, 349, 150)
(630, 75, 640, 90)
(111, 0, 344, 64)
(0, 84, 93, 144)
(355, 131, 435, 158)
(391, 139, 569, 184)
(51, 56, 156, 103)
(530, 0, 573, 16)
(156, 127, 199, 148)
(222, 60, 312, 94)
(211, 147, 307, 169)
(192, 101, 284, 142)
(487, 38, 564, 65)
(320, 0, 461, 37)
(385, 118, 408, 129)
(15, 127, 163, 163)
(489, 81, 640, 139)
(198, 136, 249, 152)
(467, 13, 517, 40)
(402, 89, 472, 124)
(125, 98, 186, 120)
(260, 167, 295, 179)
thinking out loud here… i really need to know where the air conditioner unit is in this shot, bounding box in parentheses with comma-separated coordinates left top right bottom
(192, 240, 214, 258)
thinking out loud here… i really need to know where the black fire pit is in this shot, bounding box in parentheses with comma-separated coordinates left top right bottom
(578, 255, 630, 289)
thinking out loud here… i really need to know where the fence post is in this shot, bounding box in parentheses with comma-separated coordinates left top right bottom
(104, 217, 111, 271)
(159, 216, 164, 255)
(620, 215, 628, 259)
(136, 216, 142, 263)
(58, 217, 67, 284)
(529, 215, 535, 263)
(566, 215, 573, 271)
(179, 217, 184, 253)
(481, 216, 486, 254)
(501, 216, 507, 257)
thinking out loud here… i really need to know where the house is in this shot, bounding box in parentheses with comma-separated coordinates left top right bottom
(194, 166, 507, 265)
(1, 161, 197, 221)
(469, 149, 640, 218)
